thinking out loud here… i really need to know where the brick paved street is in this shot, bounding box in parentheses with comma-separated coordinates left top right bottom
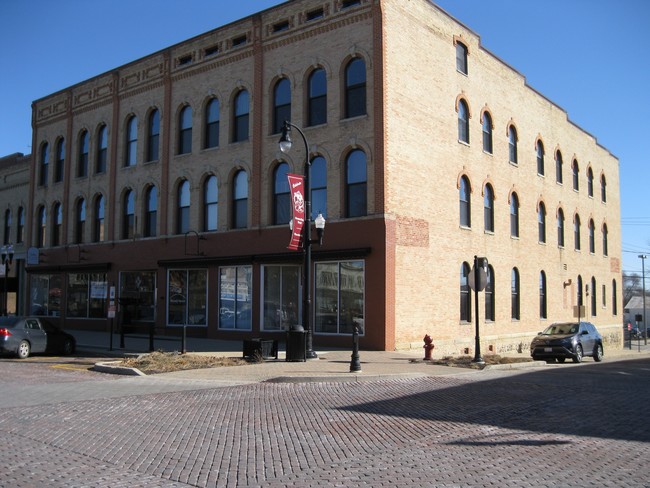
(1, 357, 649, 487)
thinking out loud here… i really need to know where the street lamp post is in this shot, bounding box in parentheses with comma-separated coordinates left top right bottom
(640, 254, 647, 345)
(279, 121, 325, 360)
(471, 255, 488, 365)
(1, 244, 14, 316)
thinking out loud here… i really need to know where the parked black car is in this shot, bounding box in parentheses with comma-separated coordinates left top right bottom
(0, 316, 76, 359)
(530, 321, 603, 363)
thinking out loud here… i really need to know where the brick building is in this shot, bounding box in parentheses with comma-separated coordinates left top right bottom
(11, 0, 621, 354)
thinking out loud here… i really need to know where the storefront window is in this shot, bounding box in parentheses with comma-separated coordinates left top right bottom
(30, 274, 63, 316)
(119, 271, 156, 322)
(315, 260, 364, 334)
(167, 269, 207, 326)
(66, 273, 107, 318)
(262, 265, 300, 331)
(219, 266, 252, 330)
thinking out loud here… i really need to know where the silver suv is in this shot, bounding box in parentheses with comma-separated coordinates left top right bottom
(530, 321, 604, 363)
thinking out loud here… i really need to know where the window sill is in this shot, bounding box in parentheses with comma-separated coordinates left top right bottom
(509, 161, 518, 167)
(459, 225, 472, 231)
(341, 114, 368, 123)
(457, 140, 470, 147)
(484, 230, 494, 236)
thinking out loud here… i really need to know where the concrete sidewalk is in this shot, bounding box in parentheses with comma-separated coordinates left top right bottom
(71, 329, 650, 383)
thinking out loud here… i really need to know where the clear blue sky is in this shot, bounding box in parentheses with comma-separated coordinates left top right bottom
(1, 0, 648, 275)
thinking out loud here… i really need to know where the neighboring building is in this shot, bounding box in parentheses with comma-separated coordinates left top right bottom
(623, 296, 648, 329)
(0, 152, 30, 315)
(20, 0, 621, 354)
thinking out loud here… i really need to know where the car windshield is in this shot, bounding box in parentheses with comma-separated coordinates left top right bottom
(0, 317, 21, 328)
(542, 324, 579, 335)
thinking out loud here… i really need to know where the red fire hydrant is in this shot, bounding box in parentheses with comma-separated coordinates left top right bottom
(423, 335, 434, 361)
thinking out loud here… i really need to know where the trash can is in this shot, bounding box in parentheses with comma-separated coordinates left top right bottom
(286, 325, 307, 362)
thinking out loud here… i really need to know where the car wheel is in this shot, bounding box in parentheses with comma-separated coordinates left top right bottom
(62, 339, 75, 355)
(17, 340, 31, 359)
(593, 344, 604, 362)
(557, 357, 566, 363)
(572, 344, 583, 363)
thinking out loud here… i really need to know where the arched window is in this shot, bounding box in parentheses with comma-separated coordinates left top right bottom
(39, 142, 49, 186)
(145, 186, 158, 238)
(78, 130, 89, 177)
(577, 275, 584, 309)
(16, 207, 24, 244)
(273, 78, 291, 134)
(457, 99, 469, 143)
(122, 190, 135, 239)
(308, 68, 327, 126)
(311, 156, 327, 219)
(459, 176, 471, 228)
(539, 271, 547, 319)
(178, 106, 192, 155)
(75, 199, 85, 244)
(511, 268, 520, 320)
(37, 206, 46, 248)
(346, 149, 367, 218)
(587, 167, 594, 197)
(177, 180, 190, 234)
(96, 124, 108, 173)
(125, 116, 138, 166)
(93, 195, 105, 243)
(344, 57, 366, 118)
(572, 159, 580, 191)
(146, 109, 160, 162)
(232, 170, 248, 229)
(273, 163, 290, 225)
(52, 202, 62, 247)
(538, 202, 546, 243)
(602, 223, 609, 257)
(510, 192, 519, 238)
(591, 276, 597, 317)
(555, 150, 563, 184)
(588, 219, 595, 253)
(601, 174, 607, 203)
(203, 176, 218, 232)
(557, 208, 565, 247)
(574, 214, 581, 251)
(3, 209, 10, 245)
(55, 138, 65, 183)
(485, 265, 495, 321)
(233, 90, 250, 142)
(483, 184, 494, 232)
(508, 125, 518, 164)
(482, 112, 493, 154)
(612, 279, 618, 315)
(536, 140, 545, 175)
(460, 262, 471, 322)
(204, 99, 220, 149)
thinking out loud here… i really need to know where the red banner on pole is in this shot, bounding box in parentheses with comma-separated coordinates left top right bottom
(287, 173, 305, 251)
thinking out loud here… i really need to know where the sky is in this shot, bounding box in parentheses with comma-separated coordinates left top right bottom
(1, 0, 648, 276)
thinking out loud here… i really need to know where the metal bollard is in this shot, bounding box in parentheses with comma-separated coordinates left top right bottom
(350, 324, 361, 372)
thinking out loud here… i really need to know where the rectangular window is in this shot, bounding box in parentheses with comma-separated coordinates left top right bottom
(167, 269, 207, 326)
(306, 8, 324, 21)
(219, 266, 252, 330)
(66, 273, 107, 318)
(232, 35, 247, 47)
(29, 274, 63, 317)
(273, 21, 290, 32)
(456, 43, 468, 74)
(204, 45, 220, 57)
(119, 271, 156, 322)
(262, 265, 300, 331)
(315, 261, 364, 335)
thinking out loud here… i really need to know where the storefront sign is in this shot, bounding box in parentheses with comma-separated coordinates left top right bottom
(287, 173, 305, 251)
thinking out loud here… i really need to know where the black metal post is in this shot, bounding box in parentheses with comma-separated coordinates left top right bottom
(181, 325, 187, 354)
(282, 121, 318, 360)
(472, 255, 485, 364)
(350, 324, 361, 372)
(149, 323, 154, 352)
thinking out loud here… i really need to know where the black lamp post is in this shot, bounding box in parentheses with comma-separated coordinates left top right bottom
(1, 244, 14, 316)
(472, 255, 488, 364)
(279, 121, 325, 360)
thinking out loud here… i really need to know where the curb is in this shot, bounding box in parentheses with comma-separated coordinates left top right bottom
(92, 361, 146, 376)
(265, 372, 429, 383)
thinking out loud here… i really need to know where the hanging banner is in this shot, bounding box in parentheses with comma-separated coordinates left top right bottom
(287, 173, 305, 251)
